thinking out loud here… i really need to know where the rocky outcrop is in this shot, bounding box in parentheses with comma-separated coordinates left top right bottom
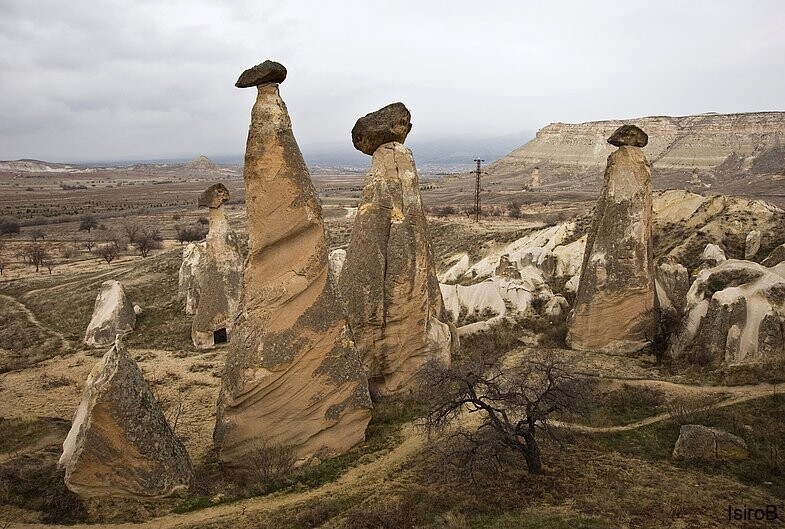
(655, 256, 689, 312)
(672, 424, 748, 461)
(701, 243, 727, 266)
(340, 107, 456, 396)
(180, 183, 244, 349)
(745, 229, 762, 260)
(215, 66, 372, 471)
(669, 260, 785, 365)
(762, 244, 785, 267)
(483, 112, 785, 192)
(84, 280, 136, 347)
(567, 125, 656, 354)
(185, 155, 218, 172)
(351, 103, 412, 155)
(328, 249, 346, 281)
(59, 340, 192, 497)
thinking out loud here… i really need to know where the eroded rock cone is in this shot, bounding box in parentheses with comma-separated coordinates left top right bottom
(186, 183, 243, 349)
(215, 75, 372, 471)
(351, 103, 412, 155)
(59, 340, 192, 497)
(566, 125, 657, 353)
(340, 141, 457, 397)
(84, 280, 136, 347)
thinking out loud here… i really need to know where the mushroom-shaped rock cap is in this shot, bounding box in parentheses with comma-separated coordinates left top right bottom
(235, 60, 287, 88)
(351, 103, 412, 155)
(608, 124, 648, 147)
(198, 183, 230, 208)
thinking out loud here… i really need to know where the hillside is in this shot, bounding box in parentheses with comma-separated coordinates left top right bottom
(477, 112, 785, 196)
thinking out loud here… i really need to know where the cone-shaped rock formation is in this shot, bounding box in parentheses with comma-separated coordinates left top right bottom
(84, 280, 136, 347)
(567, 125, 656, 353)
(59, 340, 192, 497)
(214, 66, 372, 471)
(340, 104, 457, 397)
(179, 183, 243, 349)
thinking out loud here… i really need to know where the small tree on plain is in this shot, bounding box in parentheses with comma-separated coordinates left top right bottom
(23, 243, 49, 273)
(0, 217, 20, 237)
(29, 228, 46, 241)
(122, 221, 141, 244)
(78, 214, 98, 233)
(96, 243, 119, 264)
(421, 353, 589, 474)
(83, 236, 95, 253)
(134, 227, 163, 257)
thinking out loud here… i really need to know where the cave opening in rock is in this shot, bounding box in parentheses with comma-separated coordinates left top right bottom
(214, 328, 228, 344)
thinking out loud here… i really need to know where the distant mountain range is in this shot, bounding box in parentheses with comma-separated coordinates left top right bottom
(0, 132, 534, 175)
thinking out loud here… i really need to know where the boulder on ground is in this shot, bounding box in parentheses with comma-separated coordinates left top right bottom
(545, 295, 569, 321)
(215, 69, 372, 472)
(351, 103, 412, 155)
(59, 340, 192, 497)
(669, 260, 785, 364)
(672, 424, 748, 461)
(340, 141, 457, 396)
(84, 280, 136, 347)
(567, 126, 657, 353)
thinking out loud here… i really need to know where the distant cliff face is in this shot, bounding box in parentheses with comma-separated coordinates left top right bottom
(486, 112, 785, 192)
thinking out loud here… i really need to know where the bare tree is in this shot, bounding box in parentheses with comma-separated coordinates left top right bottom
(638, 306, 682, 365)
(83, 236, 95, 253)
(44, 256, 55, 275)
(175, 224, 208, 244)
(78, 213, 98, 233)
(122, 221, 142, 244)
(96, 243, 119, 264)
(23, 243, 49, 273)
(421, 353, 589, 474)
(134, 227, 163, 257)
(29, 228, 46, 241)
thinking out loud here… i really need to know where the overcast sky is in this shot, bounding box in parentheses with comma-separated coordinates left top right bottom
(1, 0, 784, 162)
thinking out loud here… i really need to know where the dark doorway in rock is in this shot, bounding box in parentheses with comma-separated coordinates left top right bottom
(214, 328, 228, 344)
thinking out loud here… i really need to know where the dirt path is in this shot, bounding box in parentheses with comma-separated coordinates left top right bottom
(552, 381, 779, 433)
(0, 293, 69, 352)
(15, 424, 427, 529)
(13, 378, 781, 528)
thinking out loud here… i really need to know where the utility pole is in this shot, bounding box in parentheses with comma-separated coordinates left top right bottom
(473, 158, 485, 223)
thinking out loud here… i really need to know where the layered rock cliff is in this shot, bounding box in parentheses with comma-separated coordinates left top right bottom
(484, 112, 785, 192)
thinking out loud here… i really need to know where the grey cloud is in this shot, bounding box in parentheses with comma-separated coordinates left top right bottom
(0, 0, 783, 161)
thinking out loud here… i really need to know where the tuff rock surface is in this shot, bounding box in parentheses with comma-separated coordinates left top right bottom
(351, 103, 412, 155)
(84, 280, 136, 347)
(59, 340, 192, 497)
(655, 255, 690, 312)
(339, 141, 457, 396)
(215, 77, 372, 471)
(567, 126, 657, 353)
(669, 260, 785, 364)
(328, 249, 347, 281)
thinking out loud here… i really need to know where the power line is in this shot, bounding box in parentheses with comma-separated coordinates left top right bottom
(473, 158, 485, 223)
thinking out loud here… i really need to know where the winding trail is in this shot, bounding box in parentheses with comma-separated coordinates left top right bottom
(0, 293, 69, 352)
(11, 377, 780, 529)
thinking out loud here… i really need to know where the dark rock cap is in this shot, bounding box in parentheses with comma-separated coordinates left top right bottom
(351, 102, 412, 155)
(198, 183, 230, 208)
(608, 124, 648, 147)
(235, 60, 287, 88)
